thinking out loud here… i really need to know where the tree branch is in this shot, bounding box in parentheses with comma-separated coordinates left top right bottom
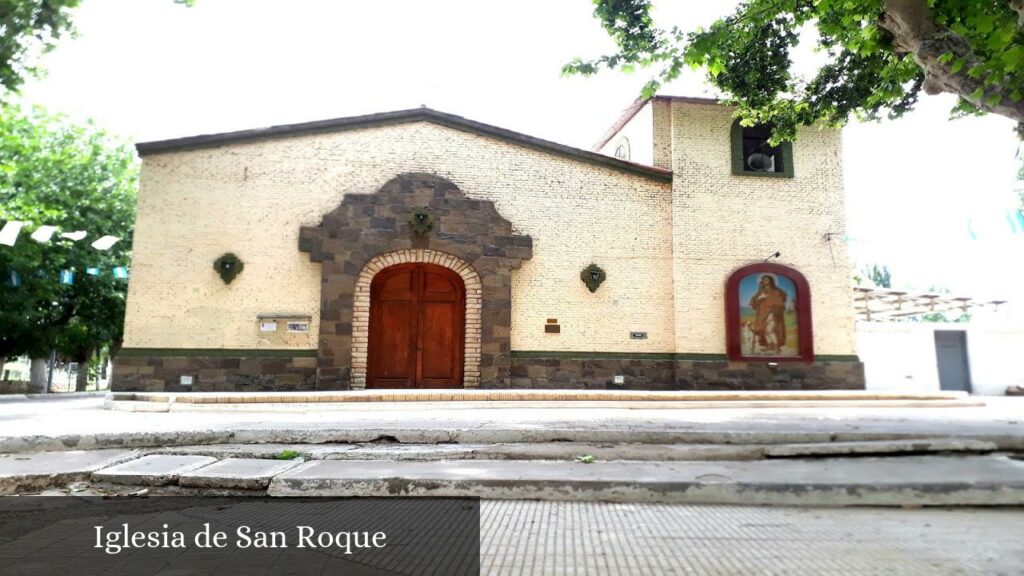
(1011, 0, 1024, 32)
(879, 0, 1024, 129)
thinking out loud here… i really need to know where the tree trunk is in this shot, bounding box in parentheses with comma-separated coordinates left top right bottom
(75, 351, 91, 392)
(28, 358, 48, 394)
(880, 0, 1024, 135)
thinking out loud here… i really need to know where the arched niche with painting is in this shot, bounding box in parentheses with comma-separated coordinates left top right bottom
(725, 263, 814, 362)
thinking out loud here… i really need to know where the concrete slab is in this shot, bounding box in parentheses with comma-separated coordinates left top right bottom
(764, 438, 998, 457)
(152, 443, 355, 460)
(268, 455, 1024, 506)
(177, 458, 302, 489)
(326, 442, 766, 461)
(4, 395, 1024, 454)
(0, 449, 138, 494)
(91, 454, 218, 485)
(150, 439, 999, 462)
(110, 389, 974, 404)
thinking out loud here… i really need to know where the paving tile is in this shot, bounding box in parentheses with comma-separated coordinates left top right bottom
(91, 454, 218, 485)
(0, 450, 139, 494)
(177, 457, 302, 489)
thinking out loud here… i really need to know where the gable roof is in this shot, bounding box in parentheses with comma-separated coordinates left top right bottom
(592, 95, 723, 152)
(135, 107, 672, 183)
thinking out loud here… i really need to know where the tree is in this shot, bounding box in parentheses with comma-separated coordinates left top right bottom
(0, 0, 193, 96)
(855, 263, 892, 288)
(864, 264, 888, 286)
(0, 0, 80, 94)
(566, 0, 1024, 142)
(0, 103, 136, 391)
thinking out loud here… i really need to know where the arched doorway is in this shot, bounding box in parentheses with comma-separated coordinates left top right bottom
(367, 263, 465, 388)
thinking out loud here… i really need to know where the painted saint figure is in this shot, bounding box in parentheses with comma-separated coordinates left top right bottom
(749, 274, 787, 353)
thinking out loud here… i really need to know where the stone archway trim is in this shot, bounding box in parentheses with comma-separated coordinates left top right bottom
(351, 249, 483, 389)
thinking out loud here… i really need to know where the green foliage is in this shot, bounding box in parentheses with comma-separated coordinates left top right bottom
(863, 264, 892, 289)
(0, 103, 137, 361)
(575, 454, 596, 464)
(0, 0, 81, 95)
(0, 0, 195, 97)
(274, 450, 300, 460)
(912, 285, 971, 323)
(567, 0, 1024, 143)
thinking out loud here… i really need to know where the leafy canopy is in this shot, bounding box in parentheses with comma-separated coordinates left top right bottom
(0, 103, 137, 360)
(566, 0, 1024, 143)
(0, 0, 194, 95)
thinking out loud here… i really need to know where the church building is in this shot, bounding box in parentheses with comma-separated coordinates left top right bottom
(112, 96, 865, 392)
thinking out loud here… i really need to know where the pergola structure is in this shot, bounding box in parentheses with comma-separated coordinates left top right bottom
(853, 286, 1008, 322)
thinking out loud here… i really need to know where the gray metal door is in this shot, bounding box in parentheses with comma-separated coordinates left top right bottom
(934, 330, 971, 392)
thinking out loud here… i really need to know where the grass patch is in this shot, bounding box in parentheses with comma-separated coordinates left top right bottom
(273, 450, 301, 460)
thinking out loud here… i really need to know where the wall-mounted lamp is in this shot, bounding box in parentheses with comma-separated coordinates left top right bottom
(408, 208, 434, 236)
(580, 263, 606, 293)
(213, 253, 244, 284)
(764, 251, 781, 262)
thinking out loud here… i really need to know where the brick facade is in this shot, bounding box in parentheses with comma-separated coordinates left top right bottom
(511, 354, 864, 390)
(112, 105, 867, 392)
(113, 352, 318, 392)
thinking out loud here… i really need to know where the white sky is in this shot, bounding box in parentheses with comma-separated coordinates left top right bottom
(18, 0, 1024, 307)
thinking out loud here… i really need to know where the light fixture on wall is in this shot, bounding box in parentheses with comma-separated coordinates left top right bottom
(213, 253, 244, 284)
(580, 263, 606, 293)
(408, 208, 435, 236)
(763, 251, 781, 262)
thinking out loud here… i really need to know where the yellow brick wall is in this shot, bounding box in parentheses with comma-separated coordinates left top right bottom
(667, 101, 857, 355)
(124, 121, 676, 353)
(652, 99, 673, 170)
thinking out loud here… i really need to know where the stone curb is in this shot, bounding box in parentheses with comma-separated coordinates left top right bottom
(266, 456, 1024, 506)
(4, 428, 1024, 454)
(104, 389, 972, 405)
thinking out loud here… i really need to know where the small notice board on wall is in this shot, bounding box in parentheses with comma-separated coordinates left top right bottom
(256, 314, 313, 343)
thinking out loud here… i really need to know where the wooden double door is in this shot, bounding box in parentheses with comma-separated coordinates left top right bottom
(367, 263, 465, 389)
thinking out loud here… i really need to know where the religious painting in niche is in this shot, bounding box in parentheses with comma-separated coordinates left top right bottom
(739, 273, 798, 357)
(725, 263, 814, 362)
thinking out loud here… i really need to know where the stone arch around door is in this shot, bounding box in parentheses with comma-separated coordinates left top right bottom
(299, 173, 533, 390)
(353, 249, 482, 388)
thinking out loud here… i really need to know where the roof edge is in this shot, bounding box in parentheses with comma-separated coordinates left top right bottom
(652, 95, 722, 106)
(591, 97, 650, 152)
(135, 107, 673, 183)
(592, 94, 725, 153)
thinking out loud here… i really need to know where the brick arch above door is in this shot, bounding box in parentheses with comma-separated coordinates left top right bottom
(353, 249, 482, 389)
(298, 172, 533, 389)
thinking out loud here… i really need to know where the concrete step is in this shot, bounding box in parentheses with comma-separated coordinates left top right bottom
(9, 425, 1022, 454)
(105, 390, 983, 413)
(152, 438, 1000, 462)
(267, 455, 1024, 506)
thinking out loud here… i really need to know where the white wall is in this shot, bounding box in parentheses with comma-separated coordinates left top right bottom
(856, 321, 1024, 395)
(965, 328, 1024, 395)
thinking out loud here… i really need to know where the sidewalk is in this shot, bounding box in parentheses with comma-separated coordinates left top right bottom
(2, 395, 1023, 506)
(2, 395, 1023, 453)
